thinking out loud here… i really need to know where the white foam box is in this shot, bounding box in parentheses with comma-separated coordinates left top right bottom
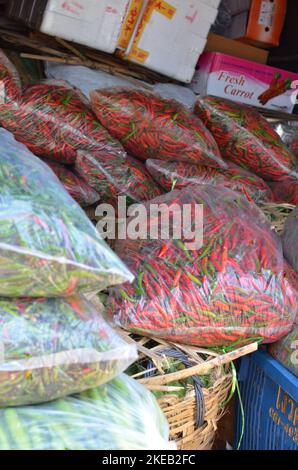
(40, 0, 132, 53)
(126, 0, 219, 83)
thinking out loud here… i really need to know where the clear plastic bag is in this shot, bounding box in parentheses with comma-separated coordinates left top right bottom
(0, 52, 126, 165)
(108, 187, 297, 348)
(146, 159, 273, 204)
(43, 159, 100, 207)
(194, 96, 297, 181)
(269, 325, 298, 377)
(282, 206, 298, 272)
(270, 178, 298, 205)
(75, 151, 162, 206)
(90, 88, 226, 168)
(0, 374, 173, 450)
(274, 121, 298, 159)
(0, 296, 137, 407)
(0, 128, 133, 297)
(45, 63, 197, 109)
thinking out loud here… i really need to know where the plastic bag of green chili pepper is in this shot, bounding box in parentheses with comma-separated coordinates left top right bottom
(0, 128, 133, 297)
(0, 296, 137, 407)
(194, 96, 297, 182)
(42, 159, 100, 208)
(282, 206, 298, 272)
(108, 186, 297, 348)
(0, 374, 174, 450)
(90, 88, 227, 168)
(269, 324, 298, 377)
(146, 159, 273, 204)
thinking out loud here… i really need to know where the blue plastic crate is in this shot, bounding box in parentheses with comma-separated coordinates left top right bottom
(235, 349, 298, 450)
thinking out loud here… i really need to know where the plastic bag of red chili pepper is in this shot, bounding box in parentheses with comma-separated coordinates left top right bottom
(0, 62, 126, 165)
(107, 186, 297, 348)
(270, 177, 298, 205)
(282, 206, 298, 273)
(194, 96, 296, 181)
(0, 128, 133, 297)
(90, 88, 227, 168)
(42, 159, 100, 207)
(75, 151, 162, 206)
(0, 50, 21, 107)
(146, 159, 273, 204)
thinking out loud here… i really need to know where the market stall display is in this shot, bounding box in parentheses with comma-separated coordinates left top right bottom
(0, 128, 133, 297)
(0, 296, 137, 407)
(0, 374, 173, 450)
(146, 159, 273, 203)
(90, 88, 226, 168)
(194, 96, 297, 181)
(108, 187, 297, 347)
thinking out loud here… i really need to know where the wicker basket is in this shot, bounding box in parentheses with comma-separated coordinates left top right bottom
(120, 332, 257, 450)
(259, 202, 295, 234)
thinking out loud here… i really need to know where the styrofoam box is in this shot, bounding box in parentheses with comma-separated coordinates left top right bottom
(127, 0, 219, 83)
(40, 0, 132, 53)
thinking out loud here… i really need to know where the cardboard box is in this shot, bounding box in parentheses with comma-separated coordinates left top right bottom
(232, 0, 287, 48)
(126, 0, 220, 83)
(205, 33, 269, 64)
(190, 52, 298, 113)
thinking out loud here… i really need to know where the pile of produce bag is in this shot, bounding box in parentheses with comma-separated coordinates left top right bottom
(0, 296, 137, 407)
(146, 159, 273, 204)
(0, 128, 133, 297)
(90, 88, 226, 167)
(194, 96, 297, 181)
(0, 374, 173, 450)
(108, 186, 297, 347)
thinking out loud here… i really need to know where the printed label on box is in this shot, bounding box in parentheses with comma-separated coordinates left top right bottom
(191, 52, 298, 113)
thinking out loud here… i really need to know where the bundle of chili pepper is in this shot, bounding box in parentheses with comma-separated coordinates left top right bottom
(0, 128, 133, 297)
(0, 295, 137, 407)
(194, 96, 296, 181)
(76, 152, 162, 207)
(90, 88, 227, 168)
(269, 324, 298, 377)
(42, 159, 100, 207)
(146, 159, 273, 204)
(270, 177, 298, 205)
(108, 186, 297, 348)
